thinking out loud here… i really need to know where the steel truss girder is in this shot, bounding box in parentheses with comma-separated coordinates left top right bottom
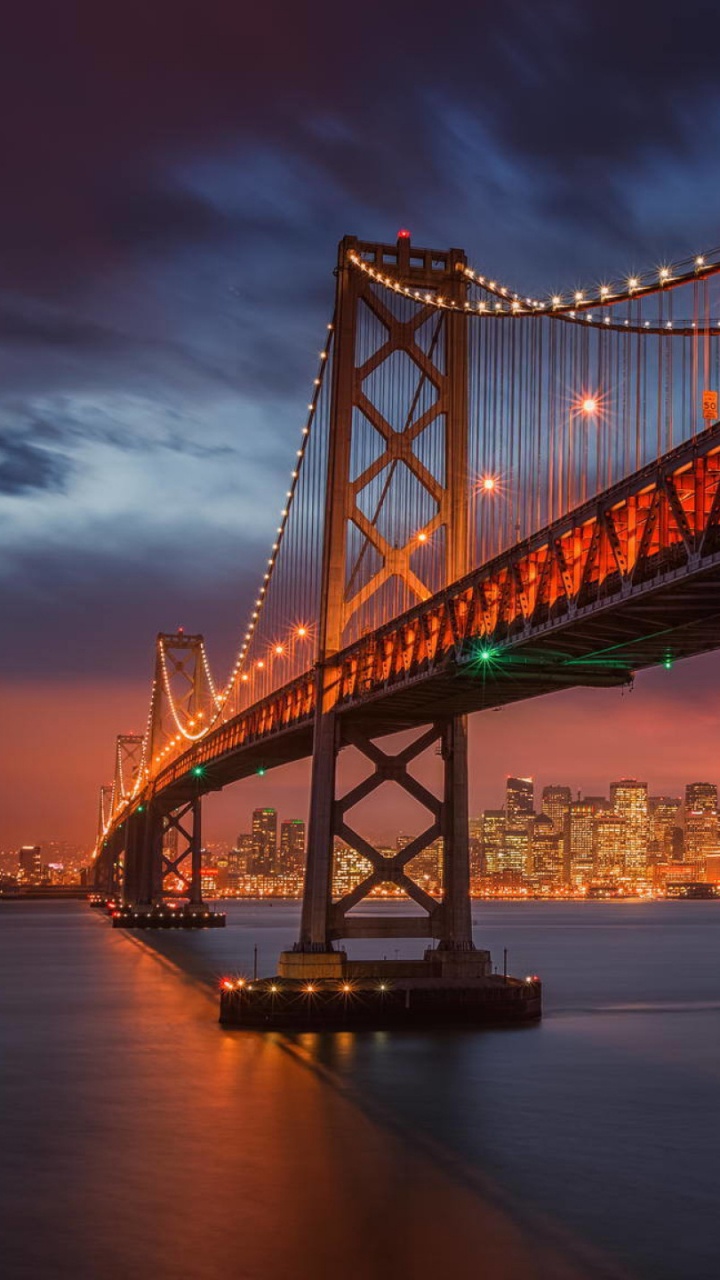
(99, 421, 720, 856)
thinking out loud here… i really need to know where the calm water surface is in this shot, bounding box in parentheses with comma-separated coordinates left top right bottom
(1, 899, 718, 1279)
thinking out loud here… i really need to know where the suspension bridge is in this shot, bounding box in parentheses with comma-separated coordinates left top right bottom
(92, 232, 720, 1016)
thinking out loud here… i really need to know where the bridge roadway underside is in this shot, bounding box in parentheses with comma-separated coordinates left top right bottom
(155, 552, 720, 816)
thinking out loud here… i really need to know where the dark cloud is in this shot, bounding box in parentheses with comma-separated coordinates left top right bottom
(0, 436, 71, 495)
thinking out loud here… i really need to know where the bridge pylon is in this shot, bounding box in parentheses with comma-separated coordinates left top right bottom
(285, 234, 479, 976)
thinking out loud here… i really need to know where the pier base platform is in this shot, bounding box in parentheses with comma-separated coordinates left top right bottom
(220, 954, 541, 1028)
(111, 903, 226, 929)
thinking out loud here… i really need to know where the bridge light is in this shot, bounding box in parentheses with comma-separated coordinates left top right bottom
(477, 646, 497, 663)
(659, 266, 671, 281)
(628, 276, 639, 290)
(274, 644, 284, 656)
(481, 475, 497, 492)
(297, 626, 308, 638)
(417, 530, 428, 543)
(696, 255, 705, 267)
(581, 397, 598, 414)
(222, 980, 234, 990)
(191, 766, 205, 778)
(257, 660, 265, 669)
(270, 984, 279, 993)
(397, 228, 411, 239)
(305, 983, 316, 993)
(257, 766, 266, 777)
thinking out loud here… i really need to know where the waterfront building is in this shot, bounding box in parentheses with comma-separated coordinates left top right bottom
(280, 818, 306, 871)
(648, 797, 682, 863)
(567, 801, 596, 885)
(506, 776, 534, 825)
(610, 780, 649, 875)
(528, 815, 564, 887)
(403, 835, 442, 890)
(17, 845, 42, 882)
(541, 785, 571, 834)
(684, 809, 719, 868)
(502, 825, 529, 876)
(469, 817, 485, 882)
(481, 809, 506, 874)
(332, 842, 372, 897)
(251, 808, 277, 874)
(685, 782, 718, 813)
(592, 813, 626, 877)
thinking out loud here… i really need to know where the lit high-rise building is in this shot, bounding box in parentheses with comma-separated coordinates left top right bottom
(280, 819, 306, 871)
(528, 815, 563, 887)
(685, 782, 718, 814)
(506, 777, 534, 825)
(567, 802, 596, 884)
(251, 808, 277, 874)
(481, 809, 506, 874)
(332, 843, 373, 897)
(610, 780, 648, 875)
(403, 836, 443, 889)
(592, 814, 626, 876)
(469, 818, 485, 881)
(502, 826, 529, 876)
(685, 810, 719, 868)
(648, 797, 681, 863)
(17, 845, 42, 882)
(541, 785, 571, 834)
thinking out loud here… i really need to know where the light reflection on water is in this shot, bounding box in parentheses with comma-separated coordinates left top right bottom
(1, 900, 718, 1279)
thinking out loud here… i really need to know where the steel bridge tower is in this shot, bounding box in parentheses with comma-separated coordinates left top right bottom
(282, 234, 483, 978)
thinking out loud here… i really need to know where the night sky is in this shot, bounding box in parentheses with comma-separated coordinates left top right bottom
(4, 0, 720, 849)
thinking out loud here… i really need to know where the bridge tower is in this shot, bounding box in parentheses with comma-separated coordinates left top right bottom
(284, 234, 482, 977)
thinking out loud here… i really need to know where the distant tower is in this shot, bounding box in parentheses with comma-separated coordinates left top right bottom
(505, 777, 534, 825)
(280, 819, 306, 872)
(610, 780, 648, 875)
(685, 782, 718, 813)
(541, 785, 572, 834)
(252, 808, 278, 875)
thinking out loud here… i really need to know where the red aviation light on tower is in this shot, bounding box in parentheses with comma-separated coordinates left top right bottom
(397, 228, 411, 240)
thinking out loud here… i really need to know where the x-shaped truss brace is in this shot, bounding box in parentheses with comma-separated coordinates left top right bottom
(159, 800, 197, 893)
(329, 724, 445, 932)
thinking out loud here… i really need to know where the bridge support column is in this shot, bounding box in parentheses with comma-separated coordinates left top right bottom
(298, 702, 339, 953)
(286, 710, 476, 973)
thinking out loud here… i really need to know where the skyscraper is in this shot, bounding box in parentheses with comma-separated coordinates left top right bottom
(648, 797, 681, 863)
(528, 815, 563, 887)
(592, 814, 626, 876)
(506, 777, 534, 825)
(17, 845, 42, 882)
(481, 809, 506, 874)
(685, 782, 718, 814)
(541, 785, 571, 834)
(280, 818, 306, 871)
(610, 780, 648, 875)
(685, 810, 719, 868)
(251, 808, 277, 874)
(567, 802, 596, 884)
